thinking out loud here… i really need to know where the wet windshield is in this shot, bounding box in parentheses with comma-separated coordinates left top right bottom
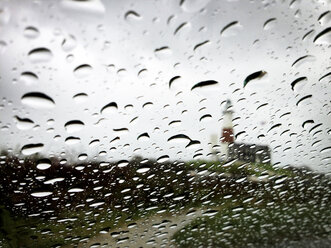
(0, 0, 330, 247)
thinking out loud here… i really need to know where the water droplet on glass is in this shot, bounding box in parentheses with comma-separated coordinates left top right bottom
(62, 34, 77, 52)
(61, 0, 105, 14)
(291, 55, 315, 67)
(124, 10, 141, 21)
(136, 167, 150, 174)
(19, 71, 38, 85)
(180, 0, 211, 13)
(243, 71, 267, 87)
(15, 116, 34, 130)
(154, 46, 172, 59)
(191, 80, 218, 91)
(28, 47, 53, 63)
(263, 18, 277, 30)
(24, 26, 39, 39)
(118, 160, 129, 168)
(137, 132, 150, 141)
(157, 155, 169, 163)
(31, 192, 52, 198)
(68, 188, 84, 193)
(65, 136, 81, 145)
(65, 120, 84, 133)
(73, 64, 93, 78)
(36, 159, 52, 170)
(101, 102, 118, 114)
(291, 77, 307, 91)
(318, 11, 331, 26)
(21, 143, 44, 155)
(21, 92, 55, 109)
(313, 27, 331, 44)
(220, 21, 242, 37)
(73, 93, 88, 103)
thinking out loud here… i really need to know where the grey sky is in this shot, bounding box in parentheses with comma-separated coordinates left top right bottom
(0, 0, 330, 172)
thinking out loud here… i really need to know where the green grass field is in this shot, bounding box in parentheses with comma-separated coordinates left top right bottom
(1, 155, 330, 247)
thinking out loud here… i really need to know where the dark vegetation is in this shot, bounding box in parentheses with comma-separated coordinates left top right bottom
(0, 151, 330, 247)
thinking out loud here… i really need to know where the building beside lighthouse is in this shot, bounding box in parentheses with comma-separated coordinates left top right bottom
(218, 99, 271, 164)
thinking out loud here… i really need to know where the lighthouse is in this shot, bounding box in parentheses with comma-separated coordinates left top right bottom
(220, 99, 234, 161)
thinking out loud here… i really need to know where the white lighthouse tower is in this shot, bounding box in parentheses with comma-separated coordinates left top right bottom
(220, 99, 234, 161)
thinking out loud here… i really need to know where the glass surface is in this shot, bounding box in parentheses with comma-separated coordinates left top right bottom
(0, 0, 330, 247)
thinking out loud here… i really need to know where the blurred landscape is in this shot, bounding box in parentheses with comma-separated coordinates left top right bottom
(0, 152, 330, 247)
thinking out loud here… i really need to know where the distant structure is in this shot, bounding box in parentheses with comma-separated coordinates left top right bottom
(220, 99, 234, 161)
(218, 99, 271, 164)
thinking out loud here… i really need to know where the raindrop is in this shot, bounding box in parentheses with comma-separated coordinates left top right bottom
(256, 103, 268, 110)
(169, 120, 181, 127)
(193, 40, 210, 51)
(186, 140, 200, 148)
(62, 34, 77, 52)
(101, 102, 118, 114)
(19, 71, 38, 85)
(21, 143, 44, 155)
(89, 139, 100, 147)
(169, 76, 181, 89)
(174, 22, 189, 35)
(267, 123, 281, 133)
(73, 93, 88, 103)
(137, 167, 150, 174)
(137, 132, 150, 141)
(220, 21, 241, 37)
(168, 134, 191, 143)
(61, 0, 105, 14)
(319, 72, 331, 82)
(154, 46, 172, 58)
(302, 120, 314, 128)
(113, 128, 129, 135)
(296, 95, 312, 106)
(191, 80, 218, 91)
(235, 131, 246, 139)
(36, 159, 52, 170)
(291, 55, 315, 67)
(318, 11, 331, 26)
(302, 30, 315, 41)
(142, 102, 153, 109)
(15, 116, 34, 130)
(73, 64, 93, 78)
(28, 47, 53, 63)
(157, 155, 169, 163)
(263, 18, 277, 30)
(124, 10, 141, 20)
(313, 27, 331, 44)
(23, 26, 39, 39)
(203, 210, 218, 217)
(138, 68, 147, 78)
(65, 136, 81, 145)
(68, 188, 84, 193)
(200, 114, 212, 122)
(180, 0, 211, 13)
(291, 77, 307, 91)
(44, 177, 64, 185)
(78, 153, 87, 160)
(320, 146, 331, 153)
(65, 120, 85, 133)
(243, 71, 267, 87)
(31, 192, 52, 198)
(21, 92, 55, 109)
(118, 160, 129, 168)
